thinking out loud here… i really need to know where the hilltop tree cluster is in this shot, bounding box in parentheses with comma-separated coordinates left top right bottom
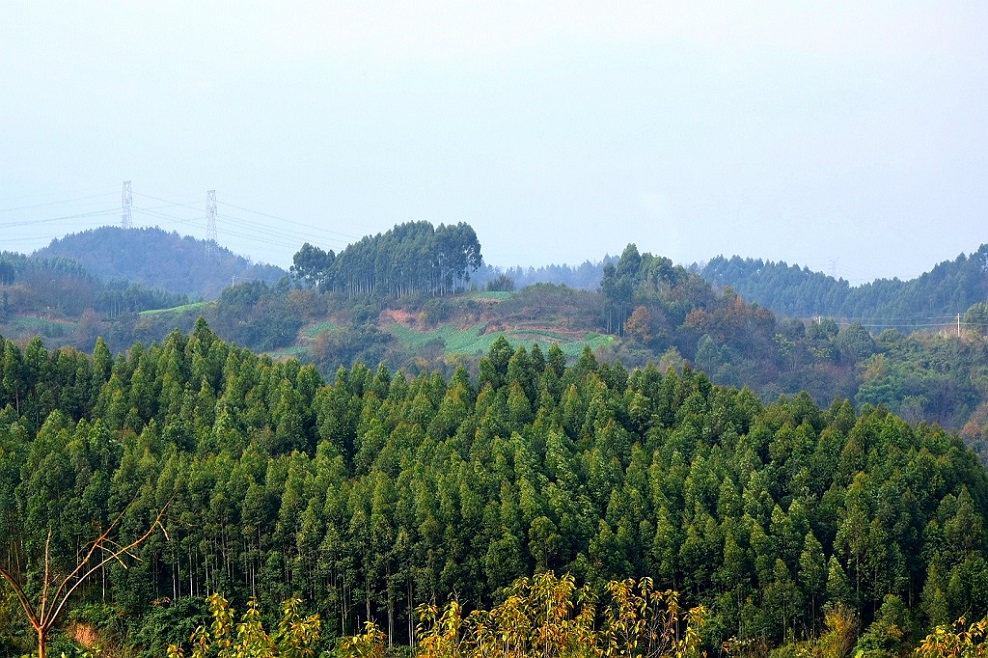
(600, 244, 692, 335)
(292, 221, 482, 298)
(1, 323, 988, 655)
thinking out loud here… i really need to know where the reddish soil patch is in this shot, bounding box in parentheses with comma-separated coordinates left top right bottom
(71, 623, 99, 647)
(382, 309, 418, 327)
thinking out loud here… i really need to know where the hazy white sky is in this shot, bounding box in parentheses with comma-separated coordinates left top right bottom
(2, 1, 986, 283)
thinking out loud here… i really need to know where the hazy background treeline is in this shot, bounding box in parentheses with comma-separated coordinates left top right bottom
(698, 247, 988, 330)
(34, 227, 285, 299)
(0, 251, 188, 320)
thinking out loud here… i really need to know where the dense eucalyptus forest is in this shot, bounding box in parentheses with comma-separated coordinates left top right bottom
(2, 321, 988, 656)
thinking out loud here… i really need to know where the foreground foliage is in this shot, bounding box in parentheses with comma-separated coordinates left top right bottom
(915, 617, 988, 657)
(169, 574, 705, 658)
(167, 594, 321, 658)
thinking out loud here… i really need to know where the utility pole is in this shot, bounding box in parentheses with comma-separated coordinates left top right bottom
(121, 181, 132, 229)
(207, 190, 217, 243)
(958, 313, 961, 338)
(206, 190, 217, 257)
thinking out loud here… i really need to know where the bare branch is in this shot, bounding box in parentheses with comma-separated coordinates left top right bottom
(0, 563, 41, 629)
(1, 493, 172, 658)
(45, 496, 161, 622)
(46, 502, 169, 628)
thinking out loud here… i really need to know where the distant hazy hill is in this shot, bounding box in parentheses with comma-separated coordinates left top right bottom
(698, 245, 988, 329)
(35, 226, 286, 299)
(472, 260, 608, 290)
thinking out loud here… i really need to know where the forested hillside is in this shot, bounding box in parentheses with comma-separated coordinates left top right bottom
(699, 246, 988, 331)
(2, 324, 988, 656)
(35, 227, 285, 299)
(66, 236, 988, 456)
(0, 250, 188, 324)
(8, 222, 988, 455)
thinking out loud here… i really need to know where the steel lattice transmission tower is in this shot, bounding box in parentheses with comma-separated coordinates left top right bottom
(206, 190, 218, 255)
(121, 181, 132, 229)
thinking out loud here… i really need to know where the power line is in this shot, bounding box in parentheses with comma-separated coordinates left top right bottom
(0, 208, 119, 229)
(221, 201, 358, 240)
(811, 315, 988, 333)
(0, 191, 117, 214)
(131, 201, 205, 213)
(216, 212, 349, 248)
(132, 206, 206, 225)
(215, 224, 306, 251)
(132, 191, 210, 212)
(0, 186, 118, 206)
(133, 190, 356, 249)
(130, 206, 303, 252)
(3, 235, 81, 244)
(4, 184, 357, 262)
(858, 322, 958, 329)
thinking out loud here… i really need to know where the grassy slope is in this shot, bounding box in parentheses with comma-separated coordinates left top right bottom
(291, 288, 613, 363)
(3, 288, 610, 364)
(139, 301, 211, 316)
(387, 323, 613, 358)
(0, 316, 78, 341)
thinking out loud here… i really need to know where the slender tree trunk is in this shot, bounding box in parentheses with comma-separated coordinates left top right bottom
(407, 580, 415, 647)
(387, 563, 394, 648)
(340, 579, 346, 637)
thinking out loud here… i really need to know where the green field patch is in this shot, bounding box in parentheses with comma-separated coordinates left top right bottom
(507, 330, 614, 357)
(506, 328, 571, 342)
(559, 332, 615, 357)
(302, 321, 338, 340)
(265, 345, 307, 360)
(389, 323, 501, 354)
(140, 301, 210, 316)
(462, 290, 515, 301)
(388, 322, 615, 358)
(1, 315, 78, 338)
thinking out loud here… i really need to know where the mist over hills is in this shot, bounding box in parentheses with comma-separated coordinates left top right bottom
(34, 226, 286, 299)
